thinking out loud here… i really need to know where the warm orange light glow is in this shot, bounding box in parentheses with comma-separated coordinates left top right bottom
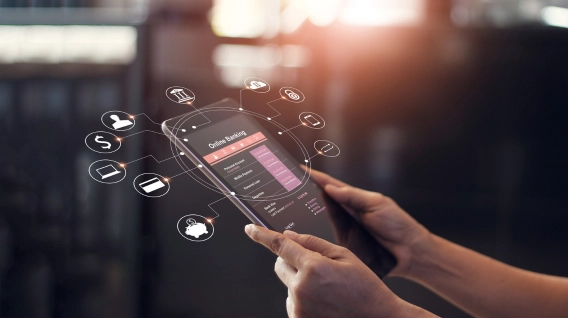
(302, 123, 307, 126)
(207, 219, 213, 223)
(119, 163, 125, 167)
(116, 137, 122, 142)
(163, 178, 170, 183)
(129, 115, 134, 119)
(339, 0, 424, 27)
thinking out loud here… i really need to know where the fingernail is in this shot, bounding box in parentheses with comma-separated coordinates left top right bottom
(325, 184, 338, 191)
(245, 224, 253, 236)
(284, 230, 298, 238)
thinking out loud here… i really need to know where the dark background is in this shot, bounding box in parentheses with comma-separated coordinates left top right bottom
(1, 0, 568, 317)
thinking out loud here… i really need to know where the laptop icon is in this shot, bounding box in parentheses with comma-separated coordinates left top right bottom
(96, 165, 122, 179)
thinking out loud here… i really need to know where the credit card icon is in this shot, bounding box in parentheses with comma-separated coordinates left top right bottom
(139, 177, 166, 193)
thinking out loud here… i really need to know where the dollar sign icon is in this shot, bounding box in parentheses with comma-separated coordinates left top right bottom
(95, 135, 112, 149)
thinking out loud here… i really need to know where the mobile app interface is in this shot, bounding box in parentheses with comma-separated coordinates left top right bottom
(178, 113, 334, 234)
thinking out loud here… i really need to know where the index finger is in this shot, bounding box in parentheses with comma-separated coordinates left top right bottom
(245, 225, 311, 269)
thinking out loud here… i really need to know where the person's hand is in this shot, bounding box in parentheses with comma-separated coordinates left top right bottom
(245, 225, 435, 318)
(307, 168, 431, 277)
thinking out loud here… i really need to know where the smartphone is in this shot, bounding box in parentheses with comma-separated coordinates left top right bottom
(162, 99, 396, 278)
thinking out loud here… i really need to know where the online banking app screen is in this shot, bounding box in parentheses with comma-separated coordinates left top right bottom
(179, 113, 335, 235)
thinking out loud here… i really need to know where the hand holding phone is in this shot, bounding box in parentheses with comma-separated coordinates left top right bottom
(308, 168, 432, 278)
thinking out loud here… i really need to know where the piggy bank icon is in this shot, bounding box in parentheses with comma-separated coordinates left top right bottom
(185, 218, 209, 238)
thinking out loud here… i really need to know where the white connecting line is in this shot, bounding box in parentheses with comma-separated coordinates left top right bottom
(279, 123, 304, 134)
(125, 153, 182, 165)
(208, 196, 226, 220)
(306, 152, 320, 161)
(169, 165, 202, 179)
(266, 98, 283, 120)
(121, 130, 167, 139)
(131, 113, 183, 131)
(188, 104, 212, 129)
(131, 112, 165, 127)
(239, 88, 248, 110)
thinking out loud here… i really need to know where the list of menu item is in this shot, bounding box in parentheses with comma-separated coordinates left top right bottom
(203, 132, 267, 165)
(305, 197, 326, 215)
(250, 145, 302, 192)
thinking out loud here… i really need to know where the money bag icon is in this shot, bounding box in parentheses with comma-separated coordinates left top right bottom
(185, 218, 209, 238)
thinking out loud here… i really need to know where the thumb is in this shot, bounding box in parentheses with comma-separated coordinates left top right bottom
(283, 231, 344, 259)
(324, 184, 384, 212)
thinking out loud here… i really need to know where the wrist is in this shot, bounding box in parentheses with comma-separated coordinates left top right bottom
(404, 231, 441, 281)
(390, 297, 439, 318)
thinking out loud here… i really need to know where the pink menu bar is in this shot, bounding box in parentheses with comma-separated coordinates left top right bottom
(250, 145, 301, 192)
(203, 132, 267, 165)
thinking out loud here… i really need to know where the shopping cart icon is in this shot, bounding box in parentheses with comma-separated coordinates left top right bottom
(96, 165, 122, 179)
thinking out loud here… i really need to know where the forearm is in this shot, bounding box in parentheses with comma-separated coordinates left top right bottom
(393, 298, 440, 318)
(404, 234, 568, 318)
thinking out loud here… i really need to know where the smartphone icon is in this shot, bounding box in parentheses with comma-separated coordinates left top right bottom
(304, 115, 320, 126)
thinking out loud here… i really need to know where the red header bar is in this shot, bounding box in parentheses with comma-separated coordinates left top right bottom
(203, 132, 267, 165)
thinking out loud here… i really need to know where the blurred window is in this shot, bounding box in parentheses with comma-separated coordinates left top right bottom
(213, 44, 310, 87)
(210, 0, 426, 39)
(542, 6, 568, 28)
(452, 0, 568, 27)
(0, 25, 137, 65)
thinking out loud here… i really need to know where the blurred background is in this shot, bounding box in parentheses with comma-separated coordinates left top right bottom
(1, 0, 568, 317)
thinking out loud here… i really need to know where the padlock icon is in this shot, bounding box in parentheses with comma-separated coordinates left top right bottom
(285, 90, 300, 100)
(185, 218, 209, 238)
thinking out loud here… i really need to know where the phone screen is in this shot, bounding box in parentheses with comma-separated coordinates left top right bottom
(163, 100, 396, 277)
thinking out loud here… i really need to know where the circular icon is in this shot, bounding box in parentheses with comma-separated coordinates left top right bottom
(101, 111, 136, 131)
(166, 86, 196, 104)
(299, 112, 326, 129)
(85, 131, 121, 154)
(88, 159, 126, 184)
(244, 77, 270, 93)
(177, 214, 215, 242)
(133, 173, 170, 198)
(314, 140, 340, 157)
(279, 87, 305, 103)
